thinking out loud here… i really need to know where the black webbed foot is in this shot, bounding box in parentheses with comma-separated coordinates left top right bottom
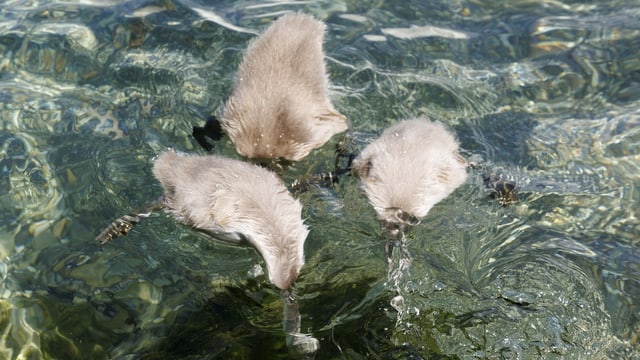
(288, 133, 357, 193)
(192, 115, 223, 152)
(95, 214, 143, 244)
(482, 171, 519, 206)
(96, 196, 164, 244)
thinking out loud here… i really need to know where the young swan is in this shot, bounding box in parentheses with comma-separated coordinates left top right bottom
(221, 13, 348, 161)
(352, 118, 468, 232)
(153, 150, 309, 290)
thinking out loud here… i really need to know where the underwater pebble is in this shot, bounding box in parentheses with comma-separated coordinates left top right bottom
(434, 281, 447, 291)
(53, 217, 70, 238)
(500, 290, 536, 306)
(0, 231, 14, 259)
(135, 281, 162, 304)
(28, 220, 51, 237)
(65, 168, 77, 186)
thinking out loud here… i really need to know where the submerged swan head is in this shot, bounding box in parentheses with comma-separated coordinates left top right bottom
(152, 150, 310, 290)
(221, 13, 348, 161)
(352, 118, 468, 228)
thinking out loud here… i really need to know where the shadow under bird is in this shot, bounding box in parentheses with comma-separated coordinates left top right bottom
(219, 13, 348, 161)
(352, 118, 468, 239)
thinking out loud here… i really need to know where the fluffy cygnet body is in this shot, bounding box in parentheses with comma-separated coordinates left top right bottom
(153, 150, 309, 290)
(352, 118, 468, 227)
(221, 13, 348, 161)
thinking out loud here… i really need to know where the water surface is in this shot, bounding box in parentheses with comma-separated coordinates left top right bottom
(0, 0, 639, 358)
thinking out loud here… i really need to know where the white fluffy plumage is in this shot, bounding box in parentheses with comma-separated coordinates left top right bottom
(352, 118, 468, 225)
(152, 150, 309, 290)
(221, 13, 348, 161)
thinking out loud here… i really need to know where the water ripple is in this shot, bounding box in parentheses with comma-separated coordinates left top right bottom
(0, 0, 639, 358)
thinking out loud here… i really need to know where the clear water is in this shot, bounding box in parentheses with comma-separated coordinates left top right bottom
(0, 0, 639, 358)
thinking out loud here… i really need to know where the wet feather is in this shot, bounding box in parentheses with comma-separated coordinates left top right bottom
(352, 118, 468, 226)
(221, 13, 348, 161)
(153, 150, 309, 290)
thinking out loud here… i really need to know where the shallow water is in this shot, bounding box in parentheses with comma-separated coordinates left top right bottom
(0, 0, 639, 359)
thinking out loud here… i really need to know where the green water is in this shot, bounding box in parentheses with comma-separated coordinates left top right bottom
(0, 0, 639, 358)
